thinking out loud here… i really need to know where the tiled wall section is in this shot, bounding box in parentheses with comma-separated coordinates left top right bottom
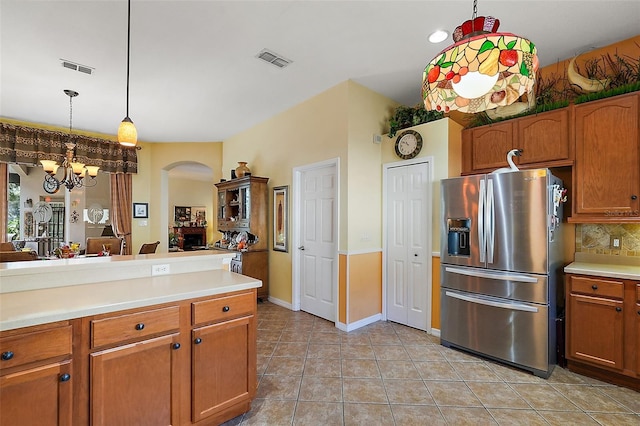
(576, 224, 640, 256)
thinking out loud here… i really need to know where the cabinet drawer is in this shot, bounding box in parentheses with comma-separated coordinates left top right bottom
(0, 326, 72, 370)
(192, 292, 254, 326)
(91, 306, 180, 348)
(570, 276, 623, 299)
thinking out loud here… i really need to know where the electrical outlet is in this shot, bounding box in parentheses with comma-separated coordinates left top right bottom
(610, 236, 622, 249)
(152, 264, 170, 275)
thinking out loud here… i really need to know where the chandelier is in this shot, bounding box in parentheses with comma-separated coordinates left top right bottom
(117, 0, 138, 147)
(40, 90, 100, 194)
(422, 0, 538, 114)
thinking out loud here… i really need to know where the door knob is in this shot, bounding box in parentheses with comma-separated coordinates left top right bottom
(298, 246, 305, 250)
(414, 254, 418, 257)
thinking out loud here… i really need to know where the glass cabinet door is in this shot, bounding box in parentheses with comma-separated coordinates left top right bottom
(217, 190, 226, 220)
(239, 186, 250, 223)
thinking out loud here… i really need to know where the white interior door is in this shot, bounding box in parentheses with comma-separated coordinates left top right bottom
(298, 163, 337, 321)
(385, 161, 431, 331)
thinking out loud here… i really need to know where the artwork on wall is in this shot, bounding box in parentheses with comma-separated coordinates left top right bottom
(133, 202, 148, 218)
(174, 206, 191, 224)
(192, 206, 206, 226)
(273, 186, 288, 252)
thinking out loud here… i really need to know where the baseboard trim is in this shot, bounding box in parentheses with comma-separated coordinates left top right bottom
(431, 328, 441, 338)
(336, 313, 382, 332)
(267, 296, 292, 310)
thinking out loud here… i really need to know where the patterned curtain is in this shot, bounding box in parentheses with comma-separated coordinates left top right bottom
(110, 173, 133, 255)
(0, 163, 7, 243)
(0, 122, 137, 174)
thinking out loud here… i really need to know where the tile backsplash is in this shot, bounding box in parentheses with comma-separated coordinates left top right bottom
(576, 224, 640, 257)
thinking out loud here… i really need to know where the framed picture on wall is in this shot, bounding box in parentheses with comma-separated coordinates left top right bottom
(174, 206, 191, 223)
(133, 202, 148, 218)
(273, 186, 288, 252)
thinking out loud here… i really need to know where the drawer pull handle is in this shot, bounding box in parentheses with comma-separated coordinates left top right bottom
(1, 351, 14, 361)
(59, 373, 71, 382)
(172, 343, 181, 350)
(222, 306, 230, 312)
(135, 323, 145, 331)
(591, 285, 598, 290)
(632, 195, 638, 200)
(616, 307, 622, 312)
(194, 338, 202, 345)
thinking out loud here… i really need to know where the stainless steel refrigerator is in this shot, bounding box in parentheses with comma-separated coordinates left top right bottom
(440, 169, 565, 378)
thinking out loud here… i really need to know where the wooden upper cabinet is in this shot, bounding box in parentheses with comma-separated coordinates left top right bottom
(461, 108, 573, 175)
(516, 108, 572, 165)
(573, 92, 640, 221)
(462, 121, 513, 173)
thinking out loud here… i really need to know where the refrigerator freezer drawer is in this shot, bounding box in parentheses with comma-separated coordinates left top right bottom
(442, 265, 549, 304)
(441, 289, 554, 377)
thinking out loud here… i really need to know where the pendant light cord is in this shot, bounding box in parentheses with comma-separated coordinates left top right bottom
(69, 95, 73, 133)
(471, 0, 478, 31)
(125, 0, 131, 118)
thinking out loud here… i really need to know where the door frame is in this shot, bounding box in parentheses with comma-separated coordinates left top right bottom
(382, 157, 433, 331)
(291, 157, 340, 320)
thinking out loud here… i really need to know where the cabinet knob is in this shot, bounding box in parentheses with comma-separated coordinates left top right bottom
(194, 338, 202, 345)
(222, 306, 230, 312)
(1, 351, 14, 361)
(172, 343, 181, 350)
(135, 323, 145, 331)
(616, 307, 622, 312)
(632, 195, 638, 200)
(59, 373, 71, 382)
(591, 285, 598, 290)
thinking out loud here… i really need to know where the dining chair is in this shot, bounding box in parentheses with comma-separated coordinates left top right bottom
(85, 237, 124, 255)
(138, 241, 160, 254)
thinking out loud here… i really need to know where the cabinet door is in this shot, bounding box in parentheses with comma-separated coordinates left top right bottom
(217, 190, 226, 221)
(574, 93, 640, 217)
(238, 185, 251, 227)
(192, 315, 256, 423)
(466, 121, 513, 172)
(90, 334, 181, 426)
(516, 109, 572, 165)
(0, 361, 72, 426)
(568, 293, 624, 370)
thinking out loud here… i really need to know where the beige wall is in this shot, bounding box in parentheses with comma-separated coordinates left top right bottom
(131, 142, 222, 253)
(222, 80, 398, 307)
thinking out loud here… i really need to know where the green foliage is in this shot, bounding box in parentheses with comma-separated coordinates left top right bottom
(388, 105, 444, 138)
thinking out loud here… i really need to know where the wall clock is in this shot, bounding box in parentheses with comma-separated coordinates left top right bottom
(394, 129, 423, 160)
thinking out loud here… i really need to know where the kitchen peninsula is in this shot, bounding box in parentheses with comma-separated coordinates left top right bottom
(0, 251, 261, 425)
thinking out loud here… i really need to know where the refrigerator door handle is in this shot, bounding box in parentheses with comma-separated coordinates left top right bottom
(478, 179, 486, 263)
(486, 179, 495, 264)
(445, 291, 539, 313)
(445, 266, 539, 283)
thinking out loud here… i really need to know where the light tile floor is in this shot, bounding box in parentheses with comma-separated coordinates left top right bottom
(223, 302, 640, 425)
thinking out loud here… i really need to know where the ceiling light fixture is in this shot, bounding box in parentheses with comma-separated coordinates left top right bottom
(40, 90, 100, 194)
(422, 0, 538, 114)
(428, 30, 449, 44)
(117, 0, 137, 147)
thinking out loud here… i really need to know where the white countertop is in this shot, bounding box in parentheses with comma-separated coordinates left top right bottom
(564, 253, 640, 280)
(0, 251, 261, 331)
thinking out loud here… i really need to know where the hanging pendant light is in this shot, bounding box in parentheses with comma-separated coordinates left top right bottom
(422, 0, 538, 114)
(40, 90, 100, 194)
(118, 0, 138, 147)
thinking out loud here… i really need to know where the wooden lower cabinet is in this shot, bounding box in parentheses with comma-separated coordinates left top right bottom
(568, 293, 624, 369)
(90, 334, 181, 425)
(566, 274, 639, 391)
(192, 315, 255, 424)
(0, 360, 73, 426)
(0, 322, 73, 426)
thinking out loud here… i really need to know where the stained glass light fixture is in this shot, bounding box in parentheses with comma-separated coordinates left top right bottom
(117, 0, 138, 147)
(422, 0, 538, 114)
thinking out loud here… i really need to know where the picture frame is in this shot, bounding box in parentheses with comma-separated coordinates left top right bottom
(133, 202, 148, 219)
(273, 185, 288, 252)
(174, 206, 191, 223)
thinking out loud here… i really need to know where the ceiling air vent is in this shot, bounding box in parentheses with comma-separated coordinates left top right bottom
(60, 59, 94, 75)
(256, 49, 292, 68)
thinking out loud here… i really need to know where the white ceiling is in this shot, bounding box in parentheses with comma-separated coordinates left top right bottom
(1, 1, 639, 144)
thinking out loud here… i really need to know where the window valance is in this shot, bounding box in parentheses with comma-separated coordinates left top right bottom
(0, 122, 137, 174)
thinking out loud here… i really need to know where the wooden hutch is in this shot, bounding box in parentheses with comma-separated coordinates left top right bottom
(215, 176, 269, 301)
